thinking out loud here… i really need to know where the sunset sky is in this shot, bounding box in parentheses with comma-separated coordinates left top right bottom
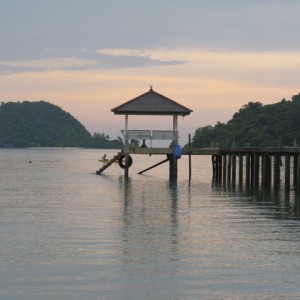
(1, 0, 300, 144)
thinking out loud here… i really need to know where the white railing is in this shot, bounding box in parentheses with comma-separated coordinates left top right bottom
(151, 130, 178, 140)
(121, 130, 178, 141)
(121, 130, 152, 140)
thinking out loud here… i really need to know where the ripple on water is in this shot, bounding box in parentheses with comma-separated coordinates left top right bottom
(1, 149, 300, 299)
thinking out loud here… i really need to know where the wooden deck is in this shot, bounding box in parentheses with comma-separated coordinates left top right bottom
(215, 147, 300, 154)
(129, 146, 295, 159)
(129, 147, 172, 155)
(129, 147, 221, 155)
(129, 146, 300, 156)
(185, 147, 300, 155)
(126, 146, 300, 192)
(96, 146, 300, 193)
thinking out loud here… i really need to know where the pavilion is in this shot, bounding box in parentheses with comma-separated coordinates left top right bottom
(111, 87, 192, 178)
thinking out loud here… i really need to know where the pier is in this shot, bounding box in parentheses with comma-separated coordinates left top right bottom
(133, 146, 300, 193)
(205, 147, 300, 193)
(96, 87, 300, 193)
(97, 144, 300, 193)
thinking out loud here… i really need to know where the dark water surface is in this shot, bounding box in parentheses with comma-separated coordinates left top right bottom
(1, 148, 300, 299)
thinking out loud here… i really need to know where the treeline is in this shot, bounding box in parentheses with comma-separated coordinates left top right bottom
(192, 93, 300, 148)
(0, 101, 123, 148)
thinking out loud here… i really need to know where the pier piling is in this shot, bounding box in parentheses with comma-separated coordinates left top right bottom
(206, 147, 300, 193)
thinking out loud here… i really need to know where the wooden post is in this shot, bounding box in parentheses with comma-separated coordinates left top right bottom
(173, 115, 178, 144)
(218, 155, 223, 182)
(250, 153, 255, 187)
(212, 155, 221, 182)
(268, 154, 272, 188)
(294, 154, 298, 187)
(188, 134, 192, 180)
(274, 153, 281, 191)
(124, 114, 129, 177)
(169, 154, 177, 180)
(238, 153, 243, 186)
(262, 153, 271, 188)
(297, 154, 300, 194)
(223, 154, 227, 184)
(227, 154, 232, 183)
(262, 154, 266, 188)
(285, 154, 290, 192)
(232, 154, 236, 185)
(169, 115, 178, 181)
(124, 153, 129, 177)
(212, 155, 216, 179)
(138, 157, 169, 175)
(245, 153, 250, 186)
(253, 153, 259, 187)
(262, 153, 271, 189)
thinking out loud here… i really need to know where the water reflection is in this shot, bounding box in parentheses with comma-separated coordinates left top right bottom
(120, 176, 179, 257)
(212, 180, 300, 219)
(117, 176, 182, 298)
(3, 149, 300, 299)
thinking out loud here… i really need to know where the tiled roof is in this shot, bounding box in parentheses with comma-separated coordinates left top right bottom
(111, 88, 193, 116)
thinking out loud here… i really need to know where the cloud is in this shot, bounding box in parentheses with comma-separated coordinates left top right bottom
(96, 48, 151, 57)
(2, 1, 300, 143)
(0, 48, 185, 74)
(2, 0, 300, 64)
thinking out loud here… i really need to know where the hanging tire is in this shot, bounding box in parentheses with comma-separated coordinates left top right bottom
(118, 154, 133, 169)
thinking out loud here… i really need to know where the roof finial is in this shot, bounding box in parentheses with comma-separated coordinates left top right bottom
(149, 84, 153, 91)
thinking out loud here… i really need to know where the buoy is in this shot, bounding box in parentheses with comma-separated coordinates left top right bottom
(173, 145, 182, 159)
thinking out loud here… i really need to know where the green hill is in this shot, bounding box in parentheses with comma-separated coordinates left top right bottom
(0, 101, 123, 148)
(192, 93, 300, 148)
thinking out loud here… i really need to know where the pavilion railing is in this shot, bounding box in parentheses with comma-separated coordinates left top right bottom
(121, 130, 178, 142)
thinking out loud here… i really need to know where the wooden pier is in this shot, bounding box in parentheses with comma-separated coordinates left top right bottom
(100, 87, 300, 193)
(128, 146, 300, 193)
(96, 144, 300, 194)
(188, 147, 300, 193)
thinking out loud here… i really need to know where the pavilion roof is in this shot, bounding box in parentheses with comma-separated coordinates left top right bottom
(111, 87, 193, 116)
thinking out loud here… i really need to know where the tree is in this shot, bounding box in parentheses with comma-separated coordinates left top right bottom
(191, 94, 300, 148)
(0, 101, 123, 148)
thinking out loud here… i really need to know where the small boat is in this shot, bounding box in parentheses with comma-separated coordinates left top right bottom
(98, 158, 110, 163)
(98, 158, 118, 163)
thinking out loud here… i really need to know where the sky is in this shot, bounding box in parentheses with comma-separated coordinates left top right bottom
(1, 0, 300, 144)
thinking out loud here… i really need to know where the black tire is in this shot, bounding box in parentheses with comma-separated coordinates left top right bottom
(118, 154, 133, 169)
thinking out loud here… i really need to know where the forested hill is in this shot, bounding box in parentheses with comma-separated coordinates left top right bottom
(0, 101, 123, 148)
(192, 93, 300, 148)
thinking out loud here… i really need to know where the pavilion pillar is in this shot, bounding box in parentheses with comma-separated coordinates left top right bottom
(173, 115, 178, 144)
(169, 115, 178, 180)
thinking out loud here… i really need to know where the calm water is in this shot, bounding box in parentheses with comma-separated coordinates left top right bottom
(1, 148, 300, 299)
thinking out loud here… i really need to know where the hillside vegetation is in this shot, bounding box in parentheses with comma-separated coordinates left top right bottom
(192, 93, 300, 148)
(0, 101, 123, 148)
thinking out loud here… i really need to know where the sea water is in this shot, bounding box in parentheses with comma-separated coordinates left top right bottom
(1, 148, 300, 299)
